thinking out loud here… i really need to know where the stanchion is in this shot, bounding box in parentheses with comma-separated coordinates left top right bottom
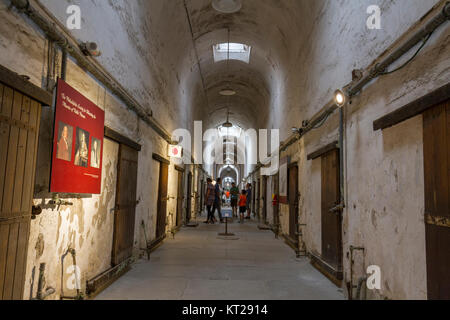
(218, 210, 238, 240)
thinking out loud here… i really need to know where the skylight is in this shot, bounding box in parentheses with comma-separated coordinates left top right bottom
(213, 43, 251, 64)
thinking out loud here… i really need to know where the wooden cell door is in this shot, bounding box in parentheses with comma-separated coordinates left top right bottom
(252, 181, 256, 215)
(199, 179, 204, 216)
(257, 179, 261, 220)
(0, 84, 41, 299)
(423, 100, 450, 300)
(155, 161, 169, 240)
(186, 172, 192, 223)
(262, 176, 268, 224)
(176, 170, 184, 227)
(288, 165, 299, 240)
(321, 149, 343, 271)
(273, 174, 279, 228)
(112, 144, 139, 266)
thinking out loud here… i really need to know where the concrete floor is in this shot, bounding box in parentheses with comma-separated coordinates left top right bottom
(96, 209, 344, 300)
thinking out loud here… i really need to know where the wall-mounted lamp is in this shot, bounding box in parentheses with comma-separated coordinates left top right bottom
(80, 42, 102, 57)
(334, 89, 347, 107)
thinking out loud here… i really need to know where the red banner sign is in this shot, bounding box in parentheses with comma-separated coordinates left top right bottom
(50, 79, 105, 194)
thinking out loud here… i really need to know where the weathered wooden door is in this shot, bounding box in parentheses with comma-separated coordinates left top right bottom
(257, 179, 261, 220)
(321, 149, 343, 270)
(176, 170, 184, 227)
(288, 165, 299, 240)
(273, 174, 279, 229)
(112, 144, 138, 266)
(262, 176, 267, 224)
(0, 84, 41, 299)
(186, 172, 192, 223)
(423, 100, 450, 300)
(252, 181, 256, 215)
(155, 161, 169, 239)
(199, 179, 204, 216)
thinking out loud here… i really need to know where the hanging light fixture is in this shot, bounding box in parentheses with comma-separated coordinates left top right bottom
(222, 108, 233, 128)
(212, 0, 242, 14)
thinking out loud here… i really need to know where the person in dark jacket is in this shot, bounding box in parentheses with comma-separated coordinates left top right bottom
(212, 178, 223, 223)
(246, 183, 252, 219)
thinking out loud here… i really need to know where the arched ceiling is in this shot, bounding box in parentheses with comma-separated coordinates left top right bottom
(183, 0, 311, 131)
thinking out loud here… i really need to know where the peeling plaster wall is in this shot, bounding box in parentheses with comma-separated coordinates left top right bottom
(266, 0, 449, 300)
(0, 0, 202, 299)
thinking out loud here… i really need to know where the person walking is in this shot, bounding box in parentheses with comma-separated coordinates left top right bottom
(204, 178, 216, 224)
(239, 190, 247, 224)
(246, 183, 252, 219)
(230, 182, 239, 218)
(212, 178, 224, 223)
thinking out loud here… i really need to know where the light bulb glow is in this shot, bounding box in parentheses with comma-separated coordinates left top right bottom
(334, 90, 346, 107)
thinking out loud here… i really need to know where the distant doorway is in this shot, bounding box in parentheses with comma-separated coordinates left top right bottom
(175, 168, 184, 228)
(154, 155, 169, 241)
(288, 165, 299, 240)
(186, 172, 192, 223)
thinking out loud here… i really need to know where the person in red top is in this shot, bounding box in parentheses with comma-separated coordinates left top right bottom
(239, 190, 247, 224)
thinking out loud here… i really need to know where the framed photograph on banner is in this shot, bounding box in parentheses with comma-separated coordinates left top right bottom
(50, 79, 105, 194)
(279, 157, 289, 204)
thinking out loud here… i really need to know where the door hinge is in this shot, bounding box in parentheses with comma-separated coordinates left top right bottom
(329, 203, 344, 214)
(425, 213, 450, 228)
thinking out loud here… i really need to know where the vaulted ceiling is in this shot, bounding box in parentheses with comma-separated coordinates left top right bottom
(183, 0, 314, 131)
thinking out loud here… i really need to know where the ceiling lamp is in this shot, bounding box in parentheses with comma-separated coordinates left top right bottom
(219, 87, 236, 96)
(212, 0, 242, 14)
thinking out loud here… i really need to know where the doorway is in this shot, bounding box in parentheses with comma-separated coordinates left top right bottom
(321, 149, 343, 275)
(199, 179, 204, 217)
(175, 167, 184, 228)
(252, 181, 256, 216)
(257, 178, 261, 221)
(423, 100, 450, 299)
(111, 144, 139, 266)
(154, 156, 169, 241)
(262, 176, 268, 224)
(186, 172, 192, 224)
(0, 82, 44, 300)
(288, 165, 299, 240)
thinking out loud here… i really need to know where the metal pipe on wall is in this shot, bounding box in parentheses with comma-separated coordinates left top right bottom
(10, 0, 174, 144)
(347, 1, 450, 97)
(245, 1, 449, 181)
(61, 49, 67, 81)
